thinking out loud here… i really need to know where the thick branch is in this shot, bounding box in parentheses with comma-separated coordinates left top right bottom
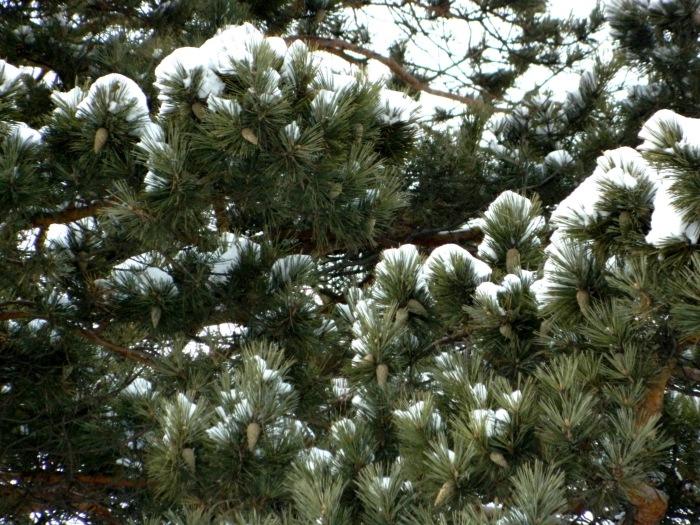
(1, 472, 145, 489)
(293, 224, 483, 256)
(30, 199, 114, 228)
(402, 226, 483, 248)
(0, 311, 36, 322)
(627, 366, 672, 525)
(628, 484, 669, 525)
(2, 472, 146, 523)
(0, 308, 154, 366)
(288, 36, 498, 111)
(679, 365, 700, 382)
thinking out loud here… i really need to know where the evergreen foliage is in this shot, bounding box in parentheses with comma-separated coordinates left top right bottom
(1, 2, 700, 525)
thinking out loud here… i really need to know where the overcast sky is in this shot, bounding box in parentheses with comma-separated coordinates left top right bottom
(323, 0, 606, 120)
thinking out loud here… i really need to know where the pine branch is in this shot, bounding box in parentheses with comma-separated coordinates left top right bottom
(294, 223, 484, 255)
(628, 483, 669, 525)
(626, 366, 672, 525)
(638, 366, 671, 422)
(1, 472, 146, 523)
(419, 330, 470, 356)
(287, 36, 500, 111)
(1, 472, 147, 488)
(31, 200, 113, 228)
(0, 309, 154, 365)
(401, 226, 484, 248)
(0, 311, 39, 322)
(76, 329, 155, 366)
(679, 365, 700, 383)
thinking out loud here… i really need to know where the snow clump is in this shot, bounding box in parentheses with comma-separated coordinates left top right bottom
(638, 110, 700, 246)
(77, 73, 150, 126)
(0, 60, 22, 95)
(153, 23, 418, 125)
(423, 243, 492, 283)
(476, 191, 545, 262)
(550, 147, 651, 229)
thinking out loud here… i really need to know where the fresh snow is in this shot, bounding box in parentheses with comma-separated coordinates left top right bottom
(0, 60, 21, 95)
(544, 149, 573, 168)
(423, 243, 492, 282)
(551, 147, 650, 229)
(153, 24, 416, 128)
(7, 124, 42, 150)
(376, 89, 420, 125)
(375, 244, 423, 292)
(123, 378, 152, 396)
(638, 110, 700, 246)
(646, 176, 699, 246)
(503, 390, 522, 409)
(206, 94, 242, 116)
(546, 111, 700, 248)
(154, 47, 225, 106)
(477, 191, 545, 261)
(51, 86, 86, 116)
(303, 448, 333, 469)
(270, 254, 313, 283)
(472, 408, 510, 437)
(331, 418, 356, 439)
(111, 253, 175, 293)
(470, 383, 488, 404)
(475, 282, 506, 311)
(209, 234, 260, 284)
(394, 400, 443, 429)
(76, 73, 149, 127)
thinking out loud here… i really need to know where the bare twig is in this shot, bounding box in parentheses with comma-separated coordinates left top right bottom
(287, 36, 501, 112)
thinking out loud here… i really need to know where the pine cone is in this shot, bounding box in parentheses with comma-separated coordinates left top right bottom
(376, 363, 389, 389)
(94, 127, 109, 153)
(150, 306, 162, 328)
(329, 183, 343, 199)
(191, 101, 206, 120)
(434, 481, 454, 506)
(489, 451, 508, 468)
(499, 323, 513, 339)
(407, 298, 428, 317)
(247, 422, 261, 451)
(395, 307, 409, 323)
(506, 247, 520, 270)
(618, 210, 632, 231)
(241, 128, 259, 145)
(576, 289, 590, 312)
(181, 447, 195, 473)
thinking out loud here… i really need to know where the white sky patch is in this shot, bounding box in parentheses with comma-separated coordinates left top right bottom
(336, 1, 602, 119)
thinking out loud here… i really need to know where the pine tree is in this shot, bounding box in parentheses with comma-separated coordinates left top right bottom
(0, 0, 608, 239)
(1, 5, 700, 525)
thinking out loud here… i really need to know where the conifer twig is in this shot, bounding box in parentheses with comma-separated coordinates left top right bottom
(288, 36, 500, 111)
